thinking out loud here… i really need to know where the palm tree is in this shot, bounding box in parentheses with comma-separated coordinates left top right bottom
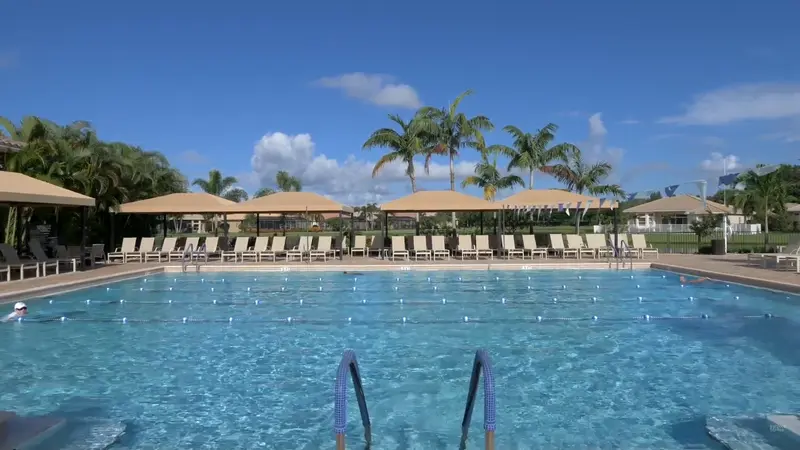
(192, 170, 248, 202)
(1, 115, 186, 246)
(494, 123, 577, 189)
(548, 148, 624, 232)
(362, 114, 430, 193)
(253, 187, 274, 198)
(415, 90, 494, 191)
(461, 153, 524, 201)
(275, 170, 302, 192)
(729, 165, 794, 234)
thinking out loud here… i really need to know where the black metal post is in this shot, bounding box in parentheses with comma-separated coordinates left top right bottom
(110, 212, 115, 252)
(162, 214, 167, 239)
(613, 205, 619, 256)
(15, 205, 22, 252)
(80, 206, 88, 270)
(382, 211, 388, 260)
(256, 213, 260, 236)
(415, 214, 420, 236)
(480, 212, 484, 234)
(339, 210, 344, 260)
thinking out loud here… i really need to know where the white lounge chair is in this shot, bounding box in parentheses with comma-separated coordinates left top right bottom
(202, 237, 221, 261)
(108, 237, 138, 263)
(391, 236, 409, 260)
(152, 237, 177, 262)
(566, 234, 596, 259)
(28, 240, 75, 274)
(630, 234, 658, 259)
(549, 234, 578, 259)
(222, 237, 249, 262)
(521, 235, 547, 259)
(585, 234, 613, 258)
(351, 235, 368, 257)
(411, 236, 432, 261)
(0, 244, 40, 280)
(431, 236, 451, 260)
(501, 235, 524, 259)
(169, 237, 199, 262)
(367, 236, 383, 257)
(309, 236, 335, 261)
(261, 236, 286, 262)
(474, 235, 494, 259)
(457, 235, 477, 260)
(287, 236, 311, 262)
(243, 237, 269, 262)
(139, 237, 161, 262)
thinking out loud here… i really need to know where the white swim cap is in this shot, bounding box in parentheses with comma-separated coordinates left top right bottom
(14, 302, 26, 310)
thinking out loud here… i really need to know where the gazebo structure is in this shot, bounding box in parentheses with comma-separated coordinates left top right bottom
(224, 192, 354, 260)
(379, 190, 498, 256)
(115, 192, 242, 240)
(0, 171, 95, 267)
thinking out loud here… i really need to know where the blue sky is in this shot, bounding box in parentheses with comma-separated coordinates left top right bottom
(3, 0, 800, 204)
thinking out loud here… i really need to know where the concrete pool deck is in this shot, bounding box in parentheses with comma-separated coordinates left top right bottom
(0, 254, 797, 302)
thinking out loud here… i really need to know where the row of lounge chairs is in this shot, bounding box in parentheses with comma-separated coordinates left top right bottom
(108, 233, 659, 264)
(0, 241, 105, 281)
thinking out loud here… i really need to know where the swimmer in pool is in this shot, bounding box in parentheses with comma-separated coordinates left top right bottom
(343, 271, 364, 275)
(1, 302, 27, 322)
(680, 276, 709, 284)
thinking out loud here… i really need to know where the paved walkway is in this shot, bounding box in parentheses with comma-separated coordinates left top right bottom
(0, 253, 797, 302)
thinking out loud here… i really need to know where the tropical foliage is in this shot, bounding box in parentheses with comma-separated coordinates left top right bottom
(192, 170, 248, 202)
(494, 123, 577, 189)
(414, 90, 494, 192)
(461, 152, 524, 201)
(0, 115, 186, 247)
(362, 114, 432, 193)
(724, 165, 797, 233)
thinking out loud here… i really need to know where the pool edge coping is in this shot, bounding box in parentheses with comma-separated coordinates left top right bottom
(652, 263, 800, 295)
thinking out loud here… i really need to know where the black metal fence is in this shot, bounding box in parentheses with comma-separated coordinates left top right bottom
(641, 231, 800, 254)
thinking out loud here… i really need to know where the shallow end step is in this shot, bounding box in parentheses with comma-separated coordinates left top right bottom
(706, 414, 800, 450)
(0, 415, 65, 450)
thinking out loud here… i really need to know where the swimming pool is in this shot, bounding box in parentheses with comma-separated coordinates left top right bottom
(2, 269, 800, 449)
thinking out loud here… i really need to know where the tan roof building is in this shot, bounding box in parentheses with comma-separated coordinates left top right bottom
(381, 190, 496, 212)
(225, 191, 354, 214)
(623, 195, 733, 215)
(117, 192, 241, 215)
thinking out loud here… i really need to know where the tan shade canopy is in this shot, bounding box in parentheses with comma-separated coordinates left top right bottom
(623, 195, 732, 215)
(0, 171, 95, 207)
(498, 189, 616, 209)
(381, 190, 497, 212)
(225, 191, 354, 214)
(117, 192, 236, 214)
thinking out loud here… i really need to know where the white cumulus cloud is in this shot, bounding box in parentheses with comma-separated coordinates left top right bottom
(247, 132, 476, 204)
(660, 83, 800, 125)
(584, 113, 624, 166)
(314, 73, 422, 109)
(699, 152, 741, 172)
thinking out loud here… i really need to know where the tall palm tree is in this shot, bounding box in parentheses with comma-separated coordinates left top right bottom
(415, 90, 494, 191)
(362, 114, 430, 193)
(729, 165, 794, 234)
(461, 153, 525, 201)
(494, 123, 577, 189)
(548, 148, 624, 232)
(192, 170, 248, 202)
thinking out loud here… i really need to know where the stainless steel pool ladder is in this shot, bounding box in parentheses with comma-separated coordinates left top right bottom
(460, 349, 497, 450)
(181, 243, 200, 273)
(333, 349, 496, 450)
(334, 350, 371, 450)
(606, 236, 634, 270)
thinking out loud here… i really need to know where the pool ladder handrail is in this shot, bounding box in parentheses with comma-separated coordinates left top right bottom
(460, 349, 496, 450)
(334, 350, 371, 450)
(181, 243, 201, 273)
(606, 237, 634, 271)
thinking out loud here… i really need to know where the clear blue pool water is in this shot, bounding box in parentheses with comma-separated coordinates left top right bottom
(2, 269, 800, 449)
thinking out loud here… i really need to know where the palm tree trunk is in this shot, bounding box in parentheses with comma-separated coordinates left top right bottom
(764, 199, 769, 234)
(529, 169, 534, 190)
(3, 207, 16, 246)
(575, 210, 581, 234)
